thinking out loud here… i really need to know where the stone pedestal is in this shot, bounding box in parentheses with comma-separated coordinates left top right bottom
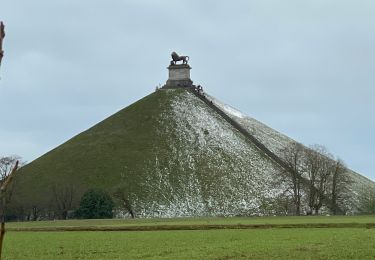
(164, 64, 193, 88)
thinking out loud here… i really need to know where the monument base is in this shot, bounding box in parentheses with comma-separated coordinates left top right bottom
(163, 64, 193, 88)
(164, 79, 193, 88)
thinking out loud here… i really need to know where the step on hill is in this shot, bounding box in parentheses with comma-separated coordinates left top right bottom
(11, 60, 375, 218)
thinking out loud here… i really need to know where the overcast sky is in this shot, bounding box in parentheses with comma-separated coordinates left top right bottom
(1, 1, 374, 180)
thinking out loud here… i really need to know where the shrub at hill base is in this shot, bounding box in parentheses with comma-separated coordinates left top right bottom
(75, 189, 114, 219)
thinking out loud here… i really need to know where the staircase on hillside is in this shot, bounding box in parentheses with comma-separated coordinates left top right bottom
(163, 62, 343, 214)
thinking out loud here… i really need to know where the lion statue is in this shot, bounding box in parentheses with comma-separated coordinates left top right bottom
(171, 51, 189, 65)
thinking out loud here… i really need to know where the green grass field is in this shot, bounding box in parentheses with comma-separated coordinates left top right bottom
(6, 215, 375, 230)
(3, 216, 375, 259)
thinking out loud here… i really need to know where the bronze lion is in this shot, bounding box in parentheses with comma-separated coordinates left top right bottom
(171, 51, 189, 65)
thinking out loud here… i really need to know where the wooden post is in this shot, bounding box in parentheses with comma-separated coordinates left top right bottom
(0, 161, 18, 259)
(0, 21, 5, 68)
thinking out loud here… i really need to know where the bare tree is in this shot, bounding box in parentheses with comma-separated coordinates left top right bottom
(305, 145, 334, 214)
(305, 146, 320, 214)
(0, 156, 22, 185)
(0, 160, 18, 259)
(328, 159, 351, 215)
(280, 142, 305, 215)
(0, 156, 24, 215)
(281, 142, 352, 215)
(113, 187, 135, 218)
(358, 185, 375, 214)
(273, 190, 294, 215)
(52, 183, 75, 219)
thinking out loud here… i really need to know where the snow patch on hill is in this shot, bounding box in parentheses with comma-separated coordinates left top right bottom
(205, 93, 375, 213)
(137, 90, 288, 217)
(125, 89, 374, 217)
(222, 104, 246, 119)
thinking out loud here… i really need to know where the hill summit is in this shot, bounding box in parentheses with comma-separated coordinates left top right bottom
(10, 61, 375, 219)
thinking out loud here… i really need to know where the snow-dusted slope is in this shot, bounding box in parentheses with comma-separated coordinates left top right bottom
(206, 93, 375, 212)
(136, 90, 287, 217)
(207, 94, 295, 156)
(13, 88, 374, 218)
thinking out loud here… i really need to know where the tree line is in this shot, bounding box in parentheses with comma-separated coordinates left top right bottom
(0, 155, 135, 220)
(0, 152, 374, 220)
(277, 142, 371, 215)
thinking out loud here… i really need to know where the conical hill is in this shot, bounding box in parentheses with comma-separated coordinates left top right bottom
(11, 88, 375, 218)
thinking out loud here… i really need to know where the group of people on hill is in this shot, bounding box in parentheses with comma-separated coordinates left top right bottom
(193, 84, 204, 95)
(192, 85, 216, 107)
